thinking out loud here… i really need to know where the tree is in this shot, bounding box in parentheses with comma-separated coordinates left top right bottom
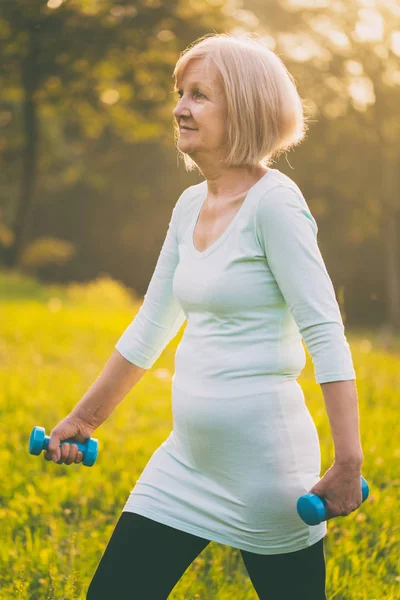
(0, 0, 240, 266)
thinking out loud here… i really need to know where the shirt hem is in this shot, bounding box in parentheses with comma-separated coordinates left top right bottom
(317, 372, 356, 384)
(121, 504, 327, 556)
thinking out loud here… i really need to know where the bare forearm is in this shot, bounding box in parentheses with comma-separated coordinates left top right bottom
(70, 349, 148, 429)
(320, 379, 364, 466)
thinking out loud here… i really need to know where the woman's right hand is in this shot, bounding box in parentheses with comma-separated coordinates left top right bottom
(44, 415, 96, 465)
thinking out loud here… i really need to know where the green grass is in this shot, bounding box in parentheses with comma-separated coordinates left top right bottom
(0, 269, 399, 599)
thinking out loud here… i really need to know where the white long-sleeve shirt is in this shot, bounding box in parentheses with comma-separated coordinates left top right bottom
(115, 168, 356, 554)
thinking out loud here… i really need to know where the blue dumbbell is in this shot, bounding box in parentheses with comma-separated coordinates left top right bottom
(297, 476, 369, 525)
(29, 426, 99, 467)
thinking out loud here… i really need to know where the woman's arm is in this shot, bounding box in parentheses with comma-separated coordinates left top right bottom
(255, 185, 357, 384)
(320, 379, 364, 466)
(115, 190, 187, 369)
(70, 349, 148, 429)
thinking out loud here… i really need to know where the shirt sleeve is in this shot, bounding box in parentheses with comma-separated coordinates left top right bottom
(115, 194, 186, 369)
(255, 185, 356, 385)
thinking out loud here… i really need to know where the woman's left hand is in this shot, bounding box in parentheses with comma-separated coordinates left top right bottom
(309, 461, 363, 520)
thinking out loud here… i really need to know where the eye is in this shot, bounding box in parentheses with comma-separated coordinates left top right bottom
(175, 89, 206, 99)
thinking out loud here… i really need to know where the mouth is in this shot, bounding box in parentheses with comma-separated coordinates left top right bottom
(179, 126, 197, 131)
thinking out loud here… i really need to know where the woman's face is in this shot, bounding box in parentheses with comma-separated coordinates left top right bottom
(173, 58, 228, 161)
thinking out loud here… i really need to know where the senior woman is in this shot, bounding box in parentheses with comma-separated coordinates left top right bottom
(46, 33, 364, 599)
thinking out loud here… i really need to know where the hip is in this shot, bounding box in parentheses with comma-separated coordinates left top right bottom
(170, 380, 321, 492)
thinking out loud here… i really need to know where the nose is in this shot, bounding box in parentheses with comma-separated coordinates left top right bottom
(172, 95, 191, 121)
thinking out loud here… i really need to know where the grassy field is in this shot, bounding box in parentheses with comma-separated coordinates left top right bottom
(1, 269, 399, 599)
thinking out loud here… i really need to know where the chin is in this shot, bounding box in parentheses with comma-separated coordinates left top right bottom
(177, 140, 197, 152)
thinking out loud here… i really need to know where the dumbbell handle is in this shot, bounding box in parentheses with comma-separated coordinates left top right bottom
(297, 476, 369, 525)
(42, 436, 88, 454)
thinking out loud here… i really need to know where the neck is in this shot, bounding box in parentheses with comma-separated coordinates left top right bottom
(195, 159, 269, 199)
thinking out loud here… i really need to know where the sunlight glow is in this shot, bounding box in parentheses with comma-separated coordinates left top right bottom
(47, 0, 63, 8)
(373, 44, 389, 59)
(345, 60, 364, 76)
(100, 90, 120, 105)
(110, 6, 138, 17)
(157, 30, 176, 42)
(385, 0, 400, 18)
(392, 31, 400, 57)
(348, 76, 375, 109)
(381, 59, 400, 87)
(279, 33, 331, 62)
(230, 9, 259, 28)
(309, 15, 350, 49)
(258, 35, 277, 51)
(354, 9, 384, 43)
(327, 30, 350, 48)
(285, 0, 330, 8)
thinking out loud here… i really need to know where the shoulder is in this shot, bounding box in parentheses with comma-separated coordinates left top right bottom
(176, 180, 206, 208)
(174, 180, 206, 220)
(255, 171, 318, 235)
(257, 169, 305, 206)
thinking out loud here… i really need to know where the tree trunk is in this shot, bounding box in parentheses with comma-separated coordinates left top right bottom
(6, 26, 39, 268)
(374, 77, 400, 336)
(382, 155, 400, 333)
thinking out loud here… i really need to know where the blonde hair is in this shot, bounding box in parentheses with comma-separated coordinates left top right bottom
(172, 32, 310, 172)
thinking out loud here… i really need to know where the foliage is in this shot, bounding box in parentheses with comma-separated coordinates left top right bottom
(0, 268, 138, 309)
(0, 0, 239, 196)
(0, 271, 399, 598)
(0, 0, 241, 266)
(19, 236, 76, 273)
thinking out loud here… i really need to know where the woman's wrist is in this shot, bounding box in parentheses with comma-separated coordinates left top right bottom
(334, 454, 364, 469)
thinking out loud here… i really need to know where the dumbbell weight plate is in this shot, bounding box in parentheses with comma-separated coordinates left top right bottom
(29, 426, 46, 455)
(83, 438, 99, 466)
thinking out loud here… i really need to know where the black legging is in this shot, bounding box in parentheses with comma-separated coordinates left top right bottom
(86, 511, 327, 599)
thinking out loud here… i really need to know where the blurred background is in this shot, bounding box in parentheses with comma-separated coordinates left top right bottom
(0, 0, 399, 331)
(1, 2, 400, 598)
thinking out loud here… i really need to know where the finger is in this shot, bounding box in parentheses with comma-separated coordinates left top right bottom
(56, 442, 70, 464)
(74, 450, 84, 464)
(44, 445, 61, 462)
(47, 435, 62, 463)
(325, 502, 341, 520)
(64, 444, 79, 466)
